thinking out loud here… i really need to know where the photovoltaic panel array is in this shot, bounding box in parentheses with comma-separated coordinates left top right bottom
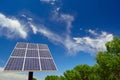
(4, 42, 57, 72)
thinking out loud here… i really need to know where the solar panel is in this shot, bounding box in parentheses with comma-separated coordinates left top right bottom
(38, 44, 48, 49)
(41, 59, 56, 71)
(28, 43, 38, 49)
(39, 50, 52, 58)
(24, 58, 40, 71)
(5, 58, 24, 71)
(11, 49, 26, 57)
(16, 43, 27, 48)
(26, 50, 38, 57)
(4, 42, 57, 72)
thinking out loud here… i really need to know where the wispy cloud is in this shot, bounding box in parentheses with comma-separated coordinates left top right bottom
(52, 8, 74, 34)
(21, 14, 32, 21)
(29, 23, 38, 34)
(29, 22, 113, 55)
(59, 14, 74, 34)
(0, 13, 27, 39)
(29, 23, 63, 44)
(88, 29, 98, 35)
(0, 2, 114, 55)
(27, 1, 113, 55)
(0, 67, 27, 80)
(40, 0, 56, 5)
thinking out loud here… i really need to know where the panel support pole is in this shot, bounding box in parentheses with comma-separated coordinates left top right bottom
(28, 72, 33, 80)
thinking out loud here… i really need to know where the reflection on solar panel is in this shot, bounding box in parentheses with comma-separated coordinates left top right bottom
(4, 42, 57, 72)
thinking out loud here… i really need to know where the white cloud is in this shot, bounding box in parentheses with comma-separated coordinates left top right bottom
(21, 14, 26, 18)
(29, 23, 113, 55)
(38, 27, 63, 44)
(73, 31, 113, 54)
(29, 23, 38, 34)
(52, 9, 74, 34)
(0, 10, 112, 55)
(56, 7, 60, 11)
(21, 14, 33, 21)
(0, 67, 27, 80)
(88, 29, 98, 35)
(29, 24, 63, 44)
(40, 0, 56, 5)
(0, 13, 27, 39)
(60, 14, 74, 34)
(27, 17, 32, 21)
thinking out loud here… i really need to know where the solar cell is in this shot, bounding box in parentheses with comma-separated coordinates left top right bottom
(24, 58, 40, 70)
(39, 50, 51, 58)
(40, 59, 56, 70)
(28, 43, 37, 49)
(38, 44, 48, 49)
(26, 50, 38, 57)
(4, 42, 57, 72)
(5, 58, 24, 70)
(11, 49, 26, 57)
(16, 43, 27, 48)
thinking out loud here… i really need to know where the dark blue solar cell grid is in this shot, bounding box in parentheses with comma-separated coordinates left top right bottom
(11, 49, 26, 57)
(38, 44, 48, 49)
(40, 59, 56, 70)
(26, 50, 38, 57)
(4, 42, 57, 71)
(16, 43, 27, 48)
(5, 58, 24, 70)
(24, 58, 40, 70)
(28, 44, 38, 49)
(39, 50, 51, 58)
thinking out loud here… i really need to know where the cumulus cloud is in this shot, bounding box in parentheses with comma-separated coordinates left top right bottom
(0, 67, 27, 80)
(0, 13, 27, 39)
(73, 31, 113, 54)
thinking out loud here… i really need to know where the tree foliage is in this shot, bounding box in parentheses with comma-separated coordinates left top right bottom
(45, 75, 60, 80)
(96, 36, 120, 80)
(45, 36, 120, 80)
(33, 77, 37, 80)
(64, 70, 81, 80)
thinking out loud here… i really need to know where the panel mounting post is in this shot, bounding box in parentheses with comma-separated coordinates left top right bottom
(28, 72, 33, 80)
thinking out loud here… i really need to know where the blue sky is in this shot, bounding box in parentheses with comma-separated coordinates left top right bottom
(0, 0, 120, 80)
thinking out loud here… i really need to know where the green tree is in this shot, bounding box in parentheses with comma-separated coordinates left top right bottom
(59, 76, 66, 80)
(64, 70, 81, 80)
(90, 64, 100, 80)
(74, 64, 91, 80)
(33, 77, 37, 80)
(96, 36, 120, 80)
(45, 75, 60, 80)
